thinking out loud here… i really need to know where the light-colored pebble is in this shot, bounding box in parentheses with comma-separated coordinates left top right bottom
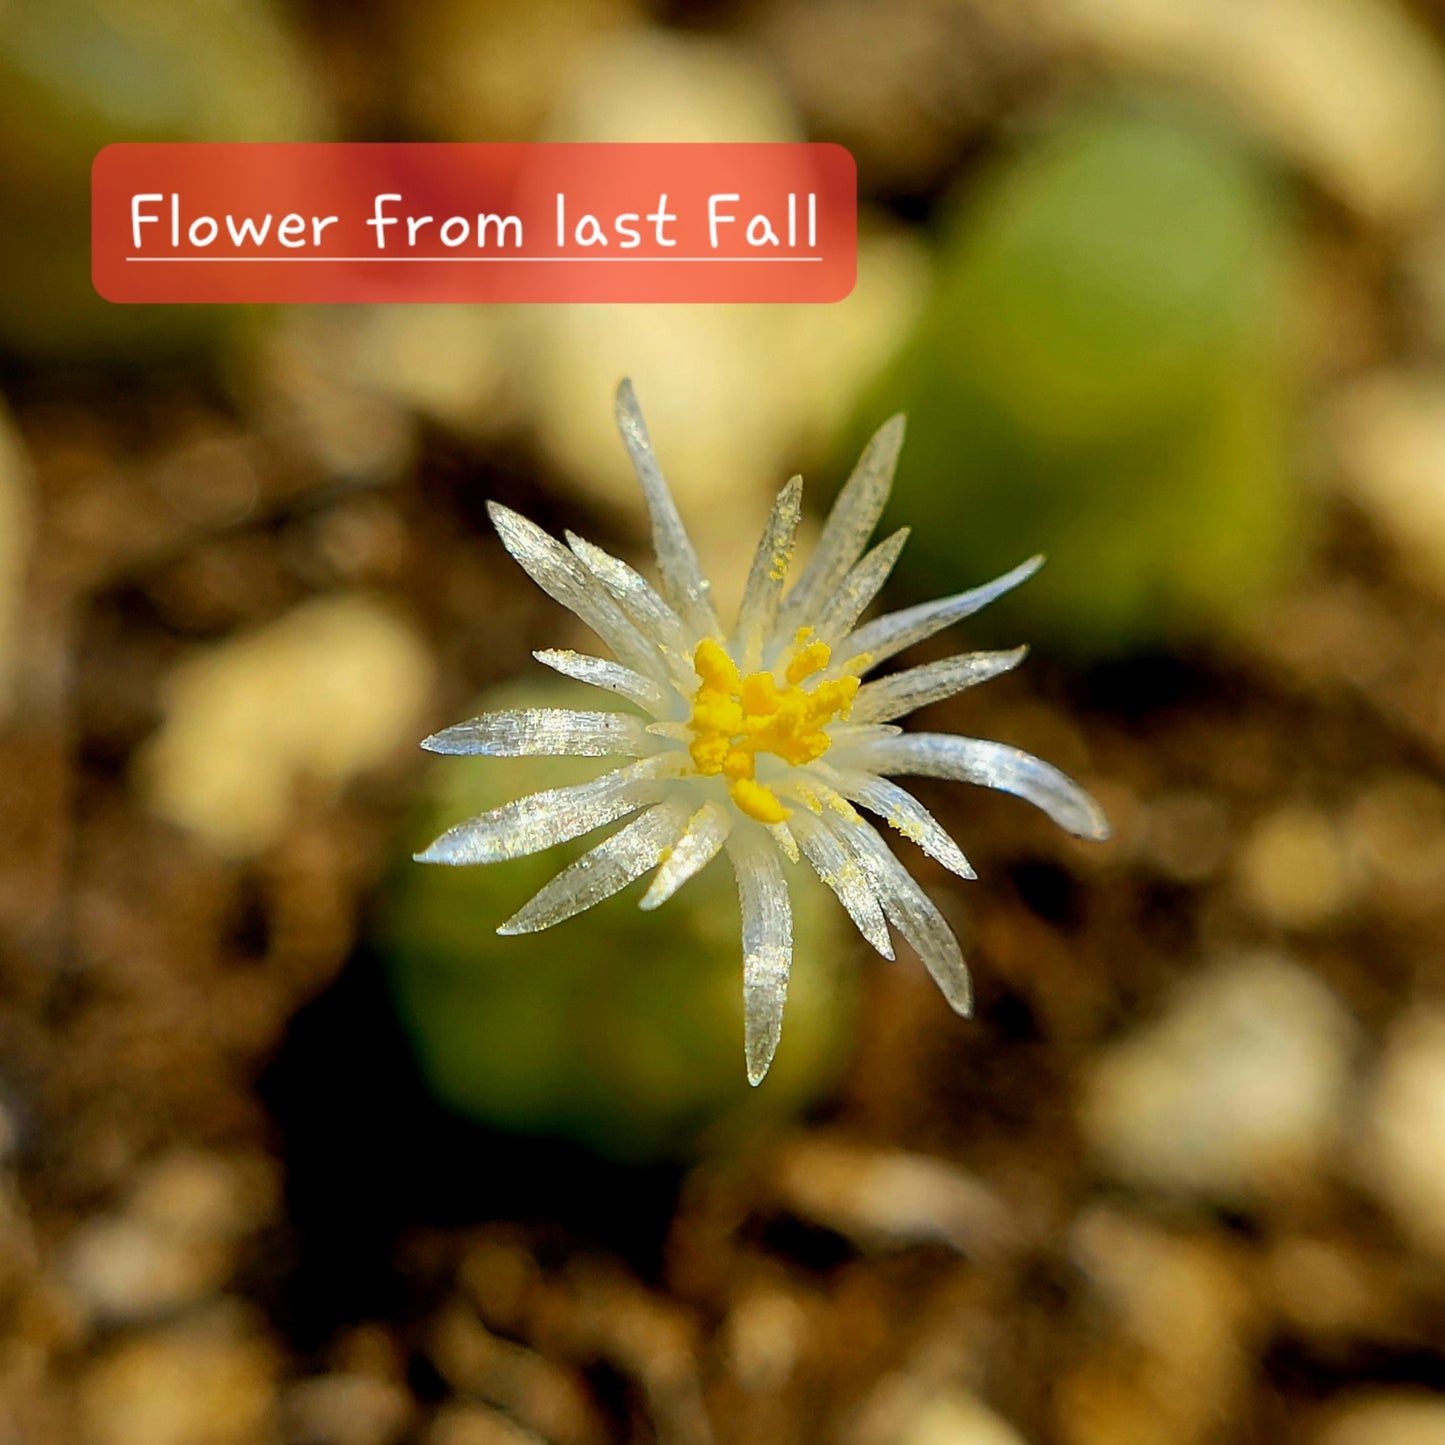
(427, 1404, 546, 1445)
(902, 1391, 1032, 1445)
(398, 0, 640, 143)
(1144, 790, 1231, 883)
(137, 593, 433, 856)
(128, 1151, 279, 1240)
(1081, 953, 1357, 1206)
(1331, 371, 1445, 602)
(61, 1152, 277, 1327)
(1350, 774, 1445, 900)
(251, 314, 416, 485)
(1265, 1235, 1402, 1341)
(772, 1136, 1013, 1258)
(850, 1377, 1033, 1445)
(61, 1215, 225, 1327)
(457, 1234, 537, 1335)
(721, 1286, 809, 1394)
(1048, 0, 1445, 223)
(1359, 1007, 1445, 1260)
(428, 1305, 600, 1445)
(1061, 1209, 1253, 1445)
(77, 1307, 277, 1445)
(1237, 804, 1355, 928)
(1315, 1392, 1445, 1445)
(547, 27, 800, 145)
(280, 1373, 413, 1445)
(343, 308, 515, 441)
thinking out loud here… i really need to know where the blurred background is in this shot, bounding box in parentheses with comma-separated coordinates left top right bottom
(4, 0, 1445, 1442)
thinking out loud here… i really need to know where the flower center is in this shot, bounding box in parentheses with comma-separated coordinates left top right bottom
(687, 629, 860, 824)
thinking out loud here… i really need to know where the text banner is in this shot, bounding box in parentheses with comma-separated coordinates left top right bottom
(92, 142, 857, 304)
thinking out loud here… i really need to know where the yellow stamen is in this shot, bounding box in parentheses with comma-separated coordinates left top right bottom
(686, 633, 861, 823)
(785, 627, 831, 684)
(692, 638, 741, 693)
(729, 777, 791, 825)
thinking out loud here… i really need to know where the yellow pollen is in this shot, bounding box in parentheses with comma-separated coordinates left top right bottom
(687, 635, 860, 823)
(729, 777, 791, 825)
(785, 627, 831, 684)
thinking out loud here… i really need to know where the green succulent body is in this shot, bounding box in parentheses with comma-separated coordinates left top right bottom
(858, 99, 1300, 653)
(377, 680, 854, 1163)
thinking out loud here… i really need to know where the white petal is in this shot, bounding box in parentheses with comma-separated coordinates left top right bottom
(834, 815, 973, 1016)
(856, 733, 1111, 840)
(639, 799, 731, 910)
(823, 723, 903, 749)
(810, 528, 910, 649)
(845, 555, 1044, 665)
(487, 503, 661, 679)
(498, 800, 690, 934)
(732, 475, 803, 669)
(728, 831, 793, 1086)
(788, 809, 893, 958)
(850, 647, 1028, 724)
(532, 649, 669, 717)
(779, 413, 903, 633)
(567, 533, 689, 653)
(614, 379, 718, 636)
(413, 759, 667, 865)
(769, 821, 801, 864)
(422, 708, 654, 758)
(813, 764, 975, 880)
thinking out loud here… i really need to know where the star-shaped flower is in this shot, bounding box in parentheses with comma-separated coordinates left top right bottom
(417, 381, 1109, 1084)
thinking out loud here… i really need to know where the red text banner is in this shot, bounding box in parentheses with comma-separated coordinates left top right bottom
(92, 143, 857, 304)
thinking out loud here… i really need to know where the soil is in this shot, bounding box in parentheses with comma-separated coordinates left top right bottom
(3, 372, 1445, 1445)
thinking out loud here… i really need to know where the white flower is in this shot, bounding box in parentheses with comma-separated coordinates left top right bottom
(416, 381, 1109, 1085)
